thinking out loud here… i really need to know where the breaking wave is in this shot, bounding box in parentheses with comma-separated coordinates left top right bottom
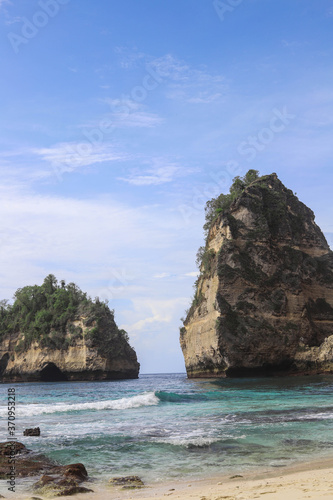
(0, 391, 160, 417)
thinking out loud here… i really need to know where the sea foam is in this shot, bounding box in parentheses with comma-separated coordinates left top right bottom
(0, 391, 160, 417)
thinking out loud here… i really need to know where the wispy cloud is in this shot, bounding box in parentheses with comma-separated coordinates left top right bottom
(118, 158, 197, 186)
(153, 273, 172, 279)
(149, 54, 191, 81)
(187, 92, 223, 104)
(281, 40, 310, 49)
(104, 98, 162, 128)
(153, 271, 198, 279)
(149, 54, 228, 104)
(33, 142, 127, 170)
(0, 0, 10, 10)
(119, 166, 180, 186)
(114, 46, 146, 69)
(113, 110, 162, 128)
(122, 298, 188, 332)
(104, 52, 227, 106)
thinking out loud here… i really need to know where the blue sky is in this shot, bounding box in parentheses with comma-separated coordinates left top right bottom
(0, 0, 333, 373)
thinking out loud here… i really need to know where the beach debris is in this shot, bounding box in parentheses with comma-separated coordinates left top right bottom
(230, 475, 243, 479)
(109, 475, 144, 489)
(24, 427, 41, 436)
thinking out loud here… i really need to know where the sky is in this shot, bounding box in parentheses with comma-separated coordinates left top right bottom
(0, 0, 333, 374)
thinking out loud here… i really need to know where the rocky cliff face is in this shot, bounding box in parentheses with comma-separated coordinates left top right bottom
(180, 173, 333, 377)
(0, 315, 140, 382)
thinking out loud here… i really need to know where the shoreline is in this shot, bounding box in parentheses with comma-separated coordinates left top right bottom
(5, 455, 333, 499)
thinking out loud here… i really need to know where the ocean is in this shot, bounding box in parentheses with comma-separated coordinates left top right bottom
(1, 373, 333, 494)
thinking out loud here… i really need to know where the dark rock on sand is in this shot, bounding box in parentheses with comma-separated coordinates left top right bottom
(34, 476, 93, 496)
(33, 463, 92, 496)
(109, 475, 144, 489)
(62, 463, 88, 481)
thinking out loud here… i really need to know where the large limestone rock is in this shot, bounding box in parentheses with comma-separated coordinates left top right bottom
(180, 173, 333, 377)
(0, 315, 139, 382)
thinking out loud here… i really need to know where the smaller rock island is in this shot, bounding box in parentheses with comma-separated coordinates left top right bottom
(0, 275, 139, 382)
(180, 171, 333, 378)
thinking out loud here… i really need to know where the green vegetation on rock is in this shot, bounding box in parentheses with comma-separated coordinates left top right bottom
(0, 274, 131, 356)
(196, 170, 260, 272)
(203, 169, 260, 236)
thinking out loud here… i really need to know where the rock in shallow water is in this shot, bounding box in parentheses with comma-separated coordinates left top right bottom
(0, 441, 92, 496)
(23, 427, 40, 436)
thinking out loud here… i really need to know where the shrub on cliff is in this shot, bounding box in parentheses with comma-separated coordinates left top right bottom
(0, 275, 130, 354)
(203, 169, 260, 236)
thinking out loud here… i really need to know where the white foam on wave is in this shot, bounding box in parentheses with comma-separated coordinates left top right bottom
(295, 411, 333, 421)
(157, 436, 219, 447)
(156, 434, 246, 448)
(0, 391, 159, 417)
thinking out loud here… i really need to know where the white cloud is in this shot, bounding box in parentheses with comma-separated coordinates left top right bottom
(104, 98, 162, 128)
(114, 46, 146, 69)
(0, 0, 10, 9)
(153, 273, 171, 279)
(149, 54, 228, 104)
(33, 142, 127, 171)
(0, 182, 200, 373)
(119, 165, 180, 186)
(0, 183, 199, 291)
(114, 110, 162, 128)
(152, 271, 198, 279)
(121, 297, 188, 333)
(118, 158, 198, 186)
(187, 93, 223, 104)
(150, 54, 191, 81)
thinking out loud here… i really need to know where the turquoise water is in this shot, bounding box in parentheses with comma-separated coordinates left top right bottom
(1, 373, 333, 486)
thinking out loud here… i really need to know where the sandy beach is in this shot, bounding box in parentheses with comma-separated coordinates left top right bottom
(11, 458, 331, 500)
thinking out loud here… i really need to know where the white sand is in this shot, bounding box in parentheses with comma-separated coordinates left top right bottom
(23, 457, 333, 500)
